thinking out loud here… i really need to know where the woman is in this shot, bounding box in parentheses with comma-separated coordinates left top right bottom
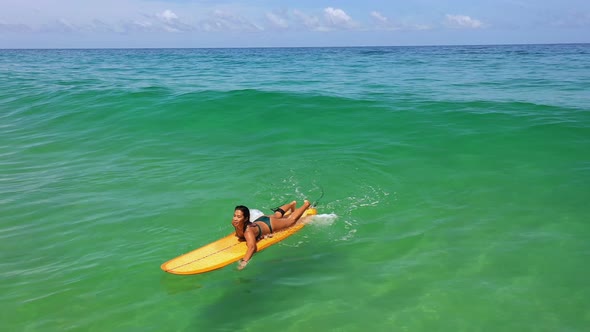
(232, 200, 311, 270)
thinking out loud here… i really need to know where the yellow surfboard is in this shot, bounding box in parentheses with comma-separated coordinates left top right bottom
(161, 208, 317, 275)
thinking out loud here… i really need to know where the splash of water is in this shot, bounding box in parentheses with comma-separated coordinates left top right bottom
(309, 213, 338, 226)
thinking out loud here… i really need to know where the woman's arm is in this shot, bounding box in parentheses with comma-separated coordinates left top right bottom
(238, 227, 258, 270)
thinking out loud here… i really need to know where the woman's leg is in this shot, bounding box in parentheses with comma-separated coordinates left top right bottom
(272, 201, 296, 218)
(270, 200, 311, 232)
(288, 200, 311, 222)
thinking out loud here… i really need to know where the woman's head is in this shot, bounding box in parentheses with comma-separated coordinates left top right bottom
(233, 205, 250, 227)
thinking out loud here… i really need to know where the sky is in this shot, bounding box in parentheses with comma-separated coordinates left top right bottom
(0, 0, 589, 48)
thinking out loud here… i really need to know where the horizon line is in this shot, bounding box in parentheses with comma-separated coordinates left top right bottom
(2, 42, 589, 51)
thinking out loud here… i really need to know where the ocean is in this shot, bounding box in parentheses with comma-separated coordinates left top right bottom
(1, 44, 589, 331)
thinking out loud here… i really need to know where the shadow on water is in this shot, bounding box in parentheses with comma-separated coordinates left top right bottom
(156, 220, 427, 331)
(159, 273, 205, 295)
(184, 233, 426, 331)
(185, 237, 345, 331)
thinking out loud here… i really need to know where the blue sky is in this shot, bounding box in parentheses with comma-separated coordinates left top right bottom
(1, 0, 589, 48)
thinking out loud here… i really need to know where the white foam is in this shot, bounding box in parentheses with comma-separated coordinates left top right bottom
(310, 213, 338, 226)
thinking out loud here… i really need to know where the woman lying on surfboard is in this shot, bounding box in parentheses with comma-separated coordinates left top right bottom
(232, 200, 311, 270)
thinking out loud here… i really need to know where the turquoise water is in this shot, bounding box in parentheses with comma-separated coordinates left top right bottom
(1, 44, 589, 331)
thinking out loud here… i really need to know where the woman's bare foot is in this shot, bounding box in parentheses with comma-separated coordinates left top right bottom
(289, 201, 297, 213)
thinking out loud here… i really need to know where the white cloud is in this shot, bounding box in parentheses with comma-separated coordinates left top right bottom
(324, 7, 356, 28)
(151, 10, 184, 32)
(266, 7, 384, 33)
(0, 4, 494, 36)
(39, 19, 79, 33)
(157, 10, 178, 23)
(445, 14, 484, 29)
(292, 9, 324, 31)
(370, 11, 389, 24)
(289, 7, 357, 31)
(133, 20, 152, 28)
(369, 11, 432, 31)
(265, 12, 289, 29)
(199, 10, 262, 32)
(370, 10, 399, 31)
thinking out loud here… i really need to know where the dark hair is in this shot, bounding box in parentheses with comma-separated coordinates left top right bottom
(234, 205, 250, 223)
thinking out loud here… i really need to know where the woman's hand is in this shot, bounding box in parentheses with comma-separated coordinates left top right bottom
(237, 259, 248, 270)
